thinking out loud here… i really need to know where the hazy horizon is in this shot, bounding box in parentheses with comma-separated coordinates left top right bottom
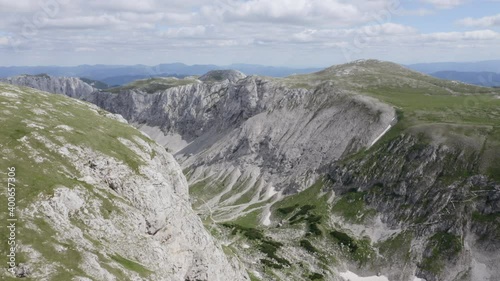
(1, 58, 500, 69)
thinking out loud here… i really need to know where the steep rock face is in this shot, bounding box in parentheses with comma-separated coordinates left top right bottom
(63, 77, 394, 190)
(0, 83, 248, 281)
(327, 127, 500, 281)
(1, 74, 95, 99)
(4, 74, 395, 222)
(8, 63, 500, 281)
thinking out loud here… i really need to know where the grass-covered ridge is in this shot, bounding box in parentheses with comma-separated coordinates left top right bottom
(284, 59, 500, 179)
(0, 83, 158, 279)
(285, 60, 500, 128)
(0, 82, 153, 201)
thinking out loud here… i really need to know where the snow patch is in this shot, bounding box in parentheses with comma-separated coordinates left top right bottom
(339, 271, 389, 281)
(369, 117, 396, 147)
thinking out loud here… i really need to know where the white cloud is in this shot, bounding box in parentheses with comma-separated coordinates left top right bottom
(86, 0, 158, 13)
(420, 0, 465, 9)
(398, 8, 435, 16)
(458, 14, 500, 27)
(0, 0, 40, 12)
(201, 0, 386, 26)
(290, 23, 417, 44)
(43, 15, 123, 29)
(422, 30, 500, 41)
(75, 47, 96, 52)
(160, 25, 213, 38)
(0, 36, 9, 45)
(41, 15, 155, 30)
(0, 0, 497, 66)
(360, 23, 418, 36)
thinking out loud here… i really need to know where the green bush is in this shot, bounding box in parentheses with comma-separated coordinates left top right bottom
(221, 223, 264, 240)
(308, 223, 323, 236)
(309, 273, 324, 280)
(260, 259, 283, 269)
(330, 231, 357, 252)
(300, 239, 318, 253)
(277, 204, 299, 215)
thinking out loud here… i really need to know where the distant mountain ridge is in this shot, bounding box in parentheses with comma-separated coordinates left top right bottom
(430, 71, 500, 87)
(406, 60, 500, 87)
(407, 60, 500, 74)
(0, 63, 322, 85)
(3, 60, 500, 88)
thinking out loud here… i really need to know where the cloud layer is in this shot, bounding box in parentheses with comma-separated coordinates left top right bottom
(0, 0, 498, 66)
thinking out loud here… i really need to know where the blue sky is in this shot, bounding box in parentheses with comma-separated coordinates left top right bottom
(396, 0, 500, 32)
(0, 0, 499, 67)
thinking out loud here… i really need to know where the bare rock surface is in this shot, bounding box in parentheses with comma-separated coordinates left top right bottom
(0, 83, 248, 281)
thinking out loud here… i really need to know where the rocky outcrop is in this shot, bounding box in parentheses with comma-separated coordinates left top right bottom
(0, 83, 248, 280)
(4, 74, 394, 190)
(327, 129, 500, 281)
(1, 74, 95, 99)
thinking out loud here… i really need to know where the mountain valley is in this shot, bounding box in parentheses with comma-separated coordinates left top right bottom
(1, 60, 500, 281)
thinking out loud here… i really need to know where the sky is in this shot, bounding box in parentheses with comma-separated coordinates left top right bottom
(0, 0, 499, 67)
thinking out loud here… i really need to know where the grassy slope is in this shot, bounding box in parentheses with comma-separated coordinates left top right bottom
(285, 60, 500, 178)
(0, 83, 154, 279)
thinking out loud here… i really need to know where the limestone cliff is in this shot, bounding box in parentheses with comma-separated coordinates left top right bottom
(0, 83, 248, 281)
(4, 60, 500, 281)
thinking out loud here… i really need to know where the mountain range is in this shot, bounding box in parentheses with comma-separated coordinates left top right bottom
(407, 60, 500, 74)
(1, 60, 499, 88)
(0, 63, 322, 87)
(2, 59, 499, 281)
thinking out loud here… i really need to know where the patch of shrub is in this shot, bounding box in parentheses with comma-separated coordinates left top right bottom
(300, 239, 318, 253)
(308, 222, 323, 236)
(277, 204, 299, 215)
(289, 204, 316, 223)
(330, 230, 357, 252)
(221, 223, 264, 240)
(260, 259, 283, 269)
(258, 240, 290, 266)
(309, 273, 324, 280)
